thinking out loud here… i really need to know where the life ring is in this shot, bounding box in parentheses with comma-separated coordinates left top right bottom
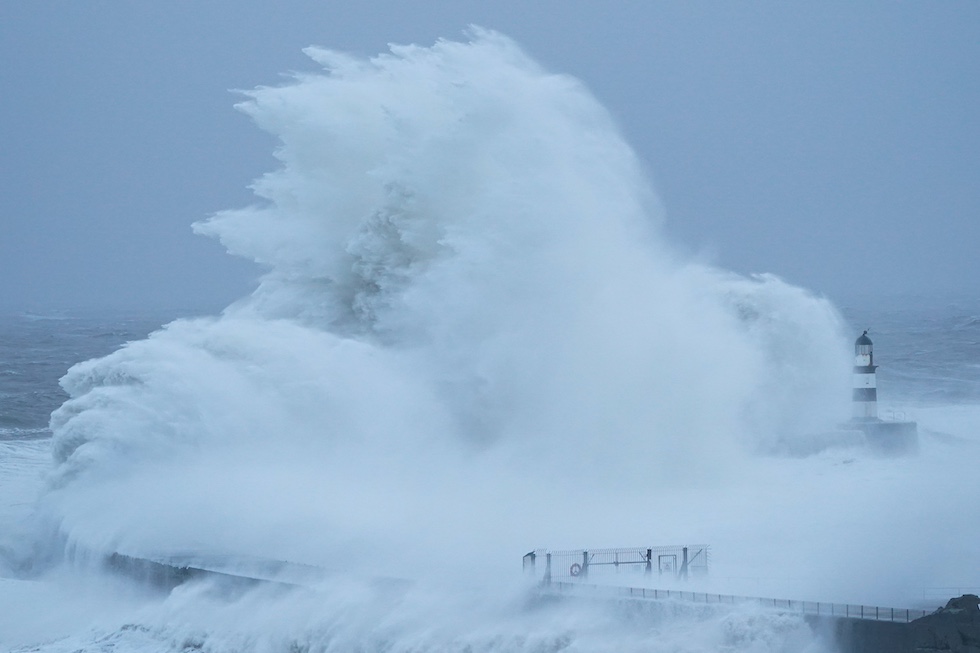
(569, 563, 582, 577)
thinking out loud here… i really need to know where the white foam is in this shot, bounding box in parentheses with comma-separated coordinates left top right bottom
(8, 29, 955, 652)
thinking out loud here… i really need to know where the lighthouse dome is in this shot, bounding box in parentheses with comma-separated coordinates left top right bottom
(856, 331, 873, 347)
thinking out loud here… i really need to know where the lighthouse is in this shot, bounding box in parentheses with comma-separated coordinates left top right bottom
(828, 330, 917, 453)
(852, 330, 878, 420)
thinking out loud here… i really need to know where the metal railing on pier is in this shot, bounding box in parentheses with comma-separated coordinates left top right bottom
(543, 581, 931, 623)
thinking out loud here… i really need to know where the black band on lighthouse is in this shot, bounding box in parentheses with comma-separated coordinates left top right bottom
(852, 387, 877, 401)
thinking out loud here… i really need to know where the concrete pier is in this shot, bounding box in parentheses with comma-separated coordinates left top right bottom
(819, 594, 980, 653)
(539, 581, 978, 653)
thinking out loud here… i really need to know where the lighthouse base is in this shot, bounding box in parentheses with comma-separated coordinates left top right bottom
(771, 420, 919, 457)
(849, 419, 919, 455)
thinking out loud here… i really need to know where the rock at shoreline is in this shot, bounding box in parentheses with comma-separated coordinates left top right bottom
(910, 594, 980, 653)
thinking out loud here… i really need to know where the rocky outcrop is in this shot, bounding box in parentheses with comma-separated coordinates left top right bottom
(910, 595, 980, 653)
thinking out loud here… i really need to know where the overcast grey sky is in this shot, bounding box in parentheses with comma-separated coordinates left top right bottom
(1, 2, 977, 312)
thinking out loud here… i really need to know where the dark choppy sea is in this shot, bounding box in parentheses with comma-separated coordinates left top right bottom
(0, 309, 198, 439)
(839, 295, 980, 406)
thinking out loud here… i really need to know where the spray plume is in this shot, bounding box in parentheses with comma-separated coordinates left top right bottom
(31, 28, 871, 653)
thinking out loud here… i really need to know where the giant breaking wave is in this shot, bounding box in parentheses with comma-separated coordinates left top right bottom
(30, 29, 858, 652)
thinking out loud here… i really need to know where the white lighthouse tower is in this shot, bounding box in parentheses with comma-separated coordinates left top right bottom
(852, 330, 878, 420)
(845, 329, 917, 453)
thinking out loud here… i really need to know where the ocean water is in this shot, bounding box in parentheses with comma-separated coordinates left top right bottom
(841, 297, 980, 407)
(0, 311, 181, 439)
(1, 30, 978, 653)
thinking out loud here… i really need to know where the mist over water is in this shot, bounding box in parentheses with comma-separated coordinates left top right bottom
(7, 29, 975, 652)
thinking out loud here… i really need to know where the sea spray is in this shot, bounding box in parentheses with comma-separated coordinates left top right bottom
(43, 28, 850, 571)
(28, 29, 858, 652)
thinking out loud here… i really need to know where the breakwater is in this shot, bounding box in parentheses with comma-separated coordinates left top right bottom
(540, 582, 979, 653)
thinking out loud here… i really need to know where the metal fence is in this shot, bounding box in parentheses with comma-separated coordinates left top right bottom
(524, 546, 709, 583)
(543, 581, 931, 623)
